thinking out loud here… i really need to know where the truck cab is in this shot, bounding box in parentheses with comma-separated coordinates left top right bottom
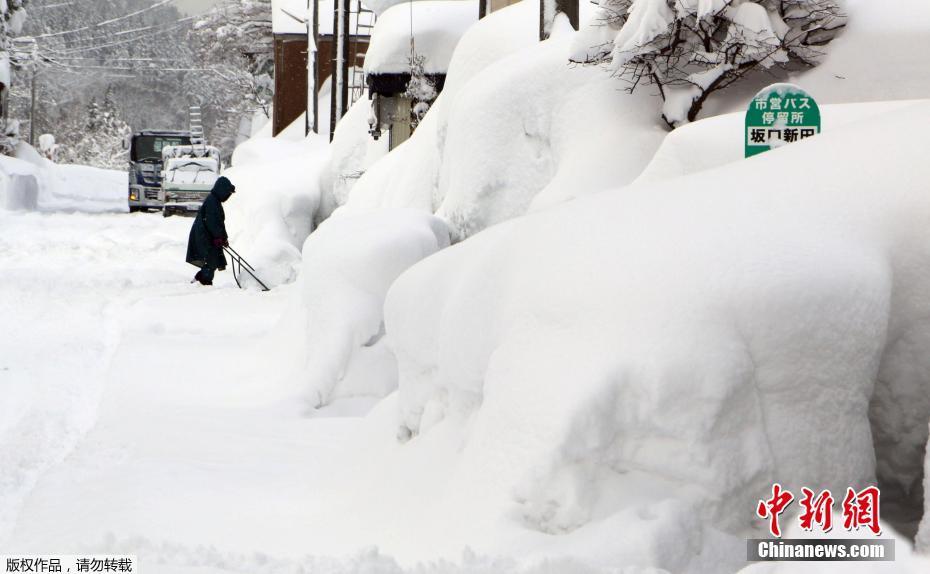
(127, 130, 193, 212)
(161, 145, 222, 217)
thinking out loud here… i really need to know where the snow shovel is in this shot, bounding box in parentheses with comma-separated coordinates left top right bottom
(223, 245, 271, 292)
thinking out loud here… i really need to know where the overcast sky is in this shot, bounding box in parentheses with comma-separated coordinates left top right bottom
(173, 0, 219, 15)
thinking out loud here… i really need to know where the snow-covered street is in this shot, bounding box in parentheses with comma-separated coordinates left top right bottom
(0, 210, 569, 573)
(0, 211, 314, 561)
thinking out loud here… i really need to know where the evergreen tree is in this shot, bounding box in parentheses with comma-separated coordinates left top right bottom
(86, 98, 101, 133)
(59, 86, 130, 168)
(11, 0, 198, 159)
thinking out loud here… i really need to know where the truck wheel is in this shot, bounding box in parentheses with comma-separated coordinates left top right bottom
(129, 206, 140, 213)
(162, 209, 171, 218)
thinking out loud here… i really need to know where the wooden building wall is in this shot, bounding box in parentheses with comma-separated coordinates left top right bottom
(273, 34, 308, 137)
(273, 34, 370, 137)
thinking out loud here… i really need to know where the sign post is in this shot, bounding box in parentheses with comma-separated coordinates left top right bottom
(745, 84, 821, 158)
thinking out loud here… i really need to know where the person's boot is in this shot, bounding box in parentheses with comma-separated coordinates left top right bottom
(193, 270, 213, 286)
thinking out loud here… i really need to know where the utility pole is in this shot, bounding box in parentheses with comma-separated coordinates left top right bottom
(329, 0, 349, 142)
(25, 38, 40, 146)
(305, 0, 319, 135)
(29, 66, 37, 146)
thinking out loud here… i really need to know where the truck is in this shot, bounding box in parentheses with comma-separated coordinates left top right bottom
(127, 130, 193, 212)
(160, 145, 222, 217)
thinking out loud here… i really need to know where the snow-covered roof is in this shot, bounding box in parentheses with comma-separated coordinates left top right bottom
(363, 0, 478, 76)
(272, 0, 372, 36)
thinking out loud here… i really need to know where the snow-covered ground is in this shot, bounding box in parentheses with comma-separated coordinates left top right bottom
(6, 0, 930, 572)
(0, 211, 600, 574)
(0, 210, 300, 561)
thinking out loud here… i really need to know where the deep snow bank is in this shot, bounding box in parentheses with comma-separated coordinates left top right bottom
(0, 144, 127, 213)
(342, 1, 667, 241)
(363, 0, 478, 75)
(787, 0, 930, 107)
(223, 139, 328, 287)
(636, 99, 920, 184)
(223, 85, 334, 287)
(338, 0, 930, 243)
(270, 209, 450, 407)
(384, 102, 930, 568)
(570, 0, 930, 124)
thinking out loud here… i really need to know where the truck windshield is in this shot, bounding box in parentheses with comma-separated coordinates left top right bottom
(131, 135, 192, 162)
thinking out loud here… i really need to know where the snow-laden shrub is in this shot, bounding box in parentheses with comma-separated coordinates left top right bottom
(405, 53, 439, 130)
(37, 134, 58, 162)
(572, 0, 847, 127)
(275, 209, 450, 407)
(344, 1, 667, 242)
(386, 102, 930, 552)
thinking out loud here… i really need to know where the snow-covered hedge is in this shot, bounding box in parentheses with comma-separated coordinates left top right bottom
(384, 101, 930, 566)
(342, 0, 667, 242)
(334, 0, 930, 244)
(273, 208, 450, 407)
(223, 86, 335, 286)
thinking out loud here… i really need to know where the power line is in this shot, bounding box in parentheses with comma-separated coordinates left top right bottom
(33, 0, 179, 39)
(40, 18, 195, 55)
(50, 17, 196, 47)
(31, 1, 77, 9)
(39, 54, 232, 78)
(44, 56, 185, 62)
(98, 0, 174, 27)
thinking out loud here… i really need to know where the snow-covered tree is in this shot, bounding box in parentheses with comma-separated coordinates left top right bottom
(404, 53, 437, 131)
(59, 86, 131, 168)
(11, 0, 198, 161)
(574, 0, 846, 127)
(37, 133, 58, 160)
(187, 0, 274, 152)
(0, 0, 28, 154)
(8, 0, 275, 161)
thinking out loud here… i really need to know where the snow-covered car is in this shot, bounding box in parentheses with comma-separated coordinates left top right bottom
(160, 145, 221, 217)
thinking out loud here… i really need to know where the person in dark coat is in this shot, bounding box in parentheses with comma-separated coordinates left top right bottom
(186, 176, 236, 285)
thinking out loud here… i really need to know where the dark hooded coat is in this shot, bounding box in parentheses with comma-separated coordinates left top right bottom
(186, 177, 235, 270)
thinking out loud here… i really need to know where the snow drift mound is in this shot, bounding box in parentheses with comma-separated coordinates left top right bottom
(0, 143, 127, 213)
(223, 140, 328, 287)
(385, 102, 930, 566)
(272, 209, 449, 407)
(343, 0, 930, 243)
(363, 0, 477, 76)
(636, 100, 920, 184)
(343, 1, 666, 241)
(223, 86, 335, 287)
(330, 0, 540, 213)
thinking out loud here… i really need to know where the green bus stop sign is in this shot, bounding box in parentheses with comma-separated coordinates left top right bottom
(745, 83, 821, 158)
